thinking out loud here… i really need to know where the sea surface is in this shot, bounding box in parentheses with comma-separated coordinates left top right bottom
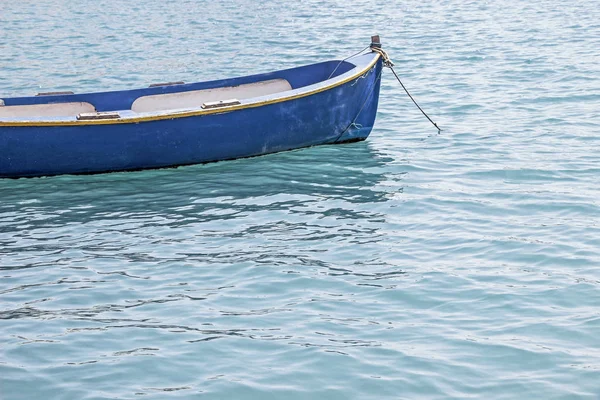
(1, 1, 599, 399)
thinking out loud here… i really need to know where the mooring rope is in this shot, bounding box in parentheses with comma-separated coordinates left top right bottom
(371, 47, 441, 132)
(332, 44, 441, 140)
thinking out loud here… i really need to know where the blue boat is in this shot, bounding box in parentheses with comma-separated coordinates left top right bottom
(0, 39, 384, 178)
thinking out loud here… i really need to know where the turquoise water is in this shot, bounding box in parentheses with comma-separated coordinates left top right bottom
(1, 0, 600, 398)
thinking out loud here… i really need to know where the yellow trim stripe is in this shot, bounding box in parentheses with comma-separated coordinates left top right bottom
(1, 53, 380, 127)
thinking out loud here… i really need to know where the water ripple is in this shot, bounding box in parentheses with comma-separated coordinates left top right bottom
(2, 0, 600, 399)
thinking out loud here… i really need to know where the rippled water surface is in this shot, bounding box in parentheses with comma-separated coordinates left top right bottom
(1, 1, 600, 399)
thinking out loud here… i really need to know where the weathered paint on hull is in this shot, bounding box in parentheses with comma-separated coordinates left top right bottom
(0, 53, 382, 178)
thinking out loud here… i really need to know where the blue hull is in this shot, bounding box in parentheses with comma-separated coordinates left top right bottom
(0, 52, 382, 178)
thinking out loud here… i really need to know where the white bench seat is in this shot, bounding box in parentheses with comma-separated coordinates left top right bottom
(0, 102, 96, 118)
(131, 79, 292, 113)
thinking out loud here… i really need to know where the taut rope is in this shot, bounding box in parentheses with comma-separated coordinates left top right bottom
(371, 47, 441, 132)
(327, 45, 372, 80)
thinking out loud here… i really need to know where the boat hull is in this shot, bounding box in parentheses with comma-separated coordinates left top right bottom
(0, 54, 382, 178)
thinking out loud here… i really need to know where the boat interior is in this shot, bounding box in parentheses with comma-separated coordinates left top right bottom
(0, 60, 356, 121)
